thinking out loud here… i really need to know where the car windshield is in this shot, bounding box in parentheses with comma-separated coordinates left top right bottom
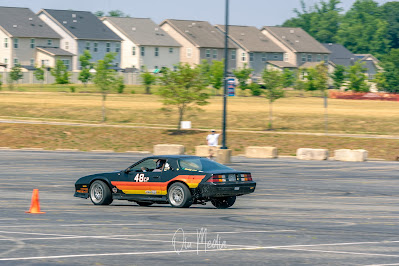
(178, 158, 234, 172)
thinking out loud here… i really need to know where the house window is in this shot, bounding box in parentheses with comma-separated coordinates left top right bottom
(241, 52, 246, 62)
(4, 38, 8, 48)
(14, 38, 18, 49)
(4, 58, 8, 64)
(47, 39, 52, 46)
(186, 48, 192, 58)
(249, 52, 254, 62)
(86, 41, 90, 51)
(41, 60, 49, 67)
(115, 43, 120, 53)
(141, 46, 145, 56)
(301, 54, 306, 63)
(231, 50, 236, 60)
(169, 47, 173, 54)
(324, 55, 329, 62)
(14, 58, 19, 65)
(132, 46, 136, 55)
(273, 53, 278, 60)
(155, 47, 159, 57)
(30, 58, 34, 66)
(106, 42, 111, 53)
(61, 59, 70, 70)
(65, 42, 69, 50)
(93, 42, 98, 52)
(317, 54, 321, 62)
(206, 49, 211, 58)
(115, 62, 119, 67)
(213, 49, 218, 59)
(307, 54, 312, 62)
(30, 39, 35, 49)
(284, 53, 289, 62)
(261, 53, 266, 62)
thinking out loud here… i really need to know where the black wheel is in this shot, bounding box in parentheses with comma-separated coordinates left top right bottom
(89, 180, 113, 205)
(168, 183, 192, 208)
(136, 201, 153, 207)
(211, 196, 236, 209)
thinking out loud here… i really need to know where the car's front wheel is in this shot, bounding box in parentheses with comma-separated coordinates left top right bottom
(211, 196, 236, 209)
(90, 180, 113, 205)
(168, 183, 192, 208)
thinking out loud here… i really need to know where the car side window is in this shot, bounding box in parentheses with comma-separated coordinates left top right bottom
(130, 159, 157, 172)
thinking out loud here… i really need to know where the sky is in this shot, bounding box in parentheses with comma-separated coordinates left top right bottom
(0, 0, 392, 27)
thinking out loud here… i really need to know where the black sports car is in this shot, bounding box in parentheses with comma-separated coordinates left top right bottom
(74, 155, 256, 208)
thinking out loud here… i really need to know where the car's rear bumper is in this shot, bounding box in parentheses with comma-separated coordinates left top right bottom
(198, 181, 256, 198)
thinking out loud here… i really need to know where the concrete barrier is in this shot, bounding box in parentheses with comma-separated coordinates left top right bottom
(334, 149, 368, 162)
(195, 145, 220, 157)
(153, 144, 185, 155)
(217, 149, 232, 164)
(296, 148, 329, 160)
(245, 146, 278, 159)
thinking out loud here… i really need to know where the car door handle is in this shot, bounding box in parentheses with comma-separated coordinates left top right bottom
(153, 176, 160, 179)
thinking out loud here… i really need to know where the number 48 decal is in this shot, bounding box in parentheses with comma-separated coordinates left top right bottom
(134, 173, 149, 182)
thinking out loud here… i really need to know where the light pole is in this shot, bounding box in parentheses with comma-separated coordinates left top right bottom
(221, 0, 229, 149)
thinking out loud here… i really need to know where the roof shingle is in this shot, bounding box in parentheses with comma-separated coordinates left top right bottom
(41, 9, 121, 41)
(103, 17, 180, 47)
(0, 6, 60, 38)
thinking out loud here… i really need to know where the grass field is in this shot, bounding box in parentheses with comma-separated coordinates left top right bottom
(0, 88, 399, 160)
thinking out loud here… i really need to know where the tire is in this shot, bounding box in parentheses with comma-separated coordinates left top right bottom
(90, 180, 113, 205)
(168, 183, 192, 208)
(136, 201, 153, 207)
(211, 196, 236, 209)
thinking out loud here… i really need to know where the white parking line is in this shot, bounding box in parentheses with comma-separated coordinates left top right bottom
(0, 223, 150, 228)
(278, 248, 399, 258)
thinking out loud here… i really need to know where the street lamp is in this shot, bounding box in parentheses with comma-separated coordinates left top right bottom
(221, 0, 229, 149)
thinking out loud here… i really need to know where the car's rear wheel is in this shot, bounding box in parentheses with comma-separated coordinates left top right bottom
(136, 201, 153, 207)
(168, 183, 192, 208)
(211, 196, 236, 209)
(90, 180, 113, 205)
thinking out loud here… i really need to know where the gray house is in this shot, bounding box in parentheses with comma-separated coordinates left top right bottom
(216, 25, 284, 76)
(102, 17, 181, 71)
(37, 9, 122, 71)
(0, 6, 68, 70)
(160, 19, 237, 70)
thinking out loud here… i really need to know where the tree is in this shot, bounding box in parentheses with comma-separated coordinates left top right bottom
(381, 2, 399, 50)
(331, 65, 346, 90)
(94, 11, 105, 17)
(336, 0, 390, 56)
(283, 0, 343, 43)
(9, 64, 23, 90)
(34, 66, 45, 87)
(347, 61, 369, 92)
(158, 63, 209, 131)
(303, 67, 318, 91)
(261, 68, 285, 130)
(108, 10, 126, 17)
(282, 68, 296, 88)
(93, 52, 120, 122)
(294, 69, 307, 97)
(0, 73, 2, 89)
(376, 49, 399, 93)
(198, 60, 211, 86)
(233, 64, 253, 94)
(140, 69, 157, 94)
(209, 60, 224, 95)
(314, 63, 329, 96)
(51, 60, 70, 84)
(78, 50, 93, 86)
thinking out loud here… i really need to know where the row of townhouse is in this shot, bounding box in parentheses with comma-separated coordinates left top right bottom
(0, 6, 379, 78)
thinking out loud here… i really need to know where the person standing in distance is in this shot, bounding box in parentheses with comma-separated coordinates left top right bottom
(206, 129, 220, 160)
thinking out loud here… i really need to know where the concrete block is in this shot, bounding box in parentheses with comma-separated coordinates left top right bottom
(153, 144, 185, 155)
(245, 146, 278, 159)
(195, 145, 220, 157)
(296, 148, 329, 160)
(217, 149, 232, 164)
(334, 149, 368, 162)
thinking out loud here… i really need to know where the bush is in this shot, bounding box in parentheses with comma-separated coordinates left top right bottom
(69, 86, 76, 93)
(249, 83, 262, 96)
(130, 89, 136, 94)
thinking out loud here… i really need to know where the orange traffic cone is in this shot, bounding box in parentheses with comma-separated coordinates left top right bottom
(25, 189, 45, 214)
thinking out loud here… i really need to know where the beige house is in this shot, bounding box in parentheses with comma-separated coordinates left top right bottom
(36, 47, 74, 70)
(0, 6, 69, 71)
(102, 17, 180, 71)
(261, 26, 331, 68)
(160, 19, 237, 70)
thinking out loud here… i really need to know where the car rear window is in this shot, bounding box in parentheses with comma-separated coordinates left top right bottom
(178, 158, 233, 172)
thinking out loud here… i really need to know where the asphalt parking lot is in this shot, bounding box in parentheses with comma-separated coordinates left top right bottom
(0, 150, 399, 265)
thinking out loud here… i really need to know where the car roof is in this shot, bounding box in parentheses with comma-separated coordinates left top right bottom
(144, 155, 201, 160)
